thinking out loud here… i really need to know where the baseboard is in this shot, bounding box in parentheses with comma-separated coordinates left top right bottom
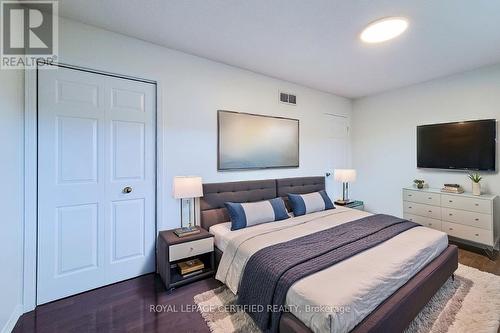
(1, 304, 23, 333)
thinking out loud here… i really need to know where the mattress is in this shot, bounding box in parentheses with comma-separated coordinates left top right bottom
(213, 207, 448, 333)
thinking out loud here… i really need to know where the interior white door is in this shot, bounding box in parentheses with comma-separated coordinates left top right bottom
(324, 114, 349, 199)
(37, 65, 156, 304)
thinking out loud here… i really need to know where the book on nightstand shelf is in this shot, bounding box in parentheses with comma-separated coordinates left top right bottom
(178, 258, 205, 276)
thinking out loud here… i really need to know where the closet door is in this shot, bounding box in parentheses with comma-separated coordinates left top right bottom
(37, 66, 156, 304)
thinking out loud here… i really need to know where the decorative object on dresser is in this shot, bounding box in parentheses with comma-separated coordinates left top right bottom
(334, 169, 356, 205)
(157, 228, 215, 290)
(468, 173, 482, 196)
(441, 183, 464, 194)
(414, 179, 425, 189)
(172, 176, 203, 236)
(402, 187, 498, 258)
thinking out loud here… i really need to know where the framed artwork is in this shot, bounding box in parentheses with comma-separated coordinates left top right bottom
(218, 110, 299, 170)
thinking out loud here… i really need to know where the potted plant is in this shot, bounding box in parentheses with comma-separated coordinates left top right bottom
(468, 173, 482, 196)
(413, 179, 425, 189)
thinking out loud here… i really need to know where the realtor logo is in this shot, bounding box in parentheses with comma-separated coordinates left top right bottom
(1, 0, 58, 69)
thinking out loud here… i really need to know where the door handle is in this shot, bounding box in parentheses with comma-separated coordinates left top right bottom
(123, 186, 133, 194)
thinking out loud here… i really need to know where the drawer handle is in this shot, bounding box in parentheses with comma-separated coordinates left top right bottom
(428, 223, 433, 226)
(408, 194, 412, 197)
(475, 218, 479, 221)
(475, 233, 479, 237)
(409, 206, 412, 209)
(428, 197, 432, 199)
(449, 200, 453, 203)
(449, 228, 453, 231)
(190, 247, 194, 251)
(475, 203, 479, 206)
(428, 210, 432, 213)
(449, 213, 453, 216)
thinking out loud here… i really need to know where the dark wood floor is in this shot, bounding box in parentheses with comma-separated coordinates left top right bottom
(14, 244, 499, 333)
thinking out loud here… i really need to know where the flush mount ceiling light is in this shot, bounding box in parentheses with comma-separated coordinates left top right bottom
(360, 17, 409, 44)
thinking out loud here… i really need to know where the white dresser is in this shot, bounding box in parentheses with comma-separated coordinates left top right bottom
(402, 187, 498, 249)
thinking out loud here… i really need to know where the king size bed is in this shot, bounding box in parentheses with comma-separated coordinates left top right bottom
(199, 176, 458, 333)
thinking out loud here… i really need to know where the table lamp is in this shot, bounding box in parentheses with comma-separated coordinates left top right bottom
(173, 176, 203, 232)
(334, 169, 356, 205)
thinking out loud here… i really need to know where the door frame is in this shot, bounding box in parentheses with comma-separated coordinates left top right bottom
(23, 62, 164, 311)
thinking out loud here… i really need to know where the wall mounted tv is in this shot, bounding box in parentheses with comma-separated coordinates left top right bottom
(417, 119, 497, 171)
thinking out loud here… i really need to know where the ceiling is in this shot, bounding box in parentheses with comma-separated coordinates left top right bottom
(58, 0, 500, 98)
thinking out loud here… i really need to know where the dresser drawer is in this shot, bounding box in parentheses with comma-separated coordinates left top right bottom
(404, 213, 442, 231)
(169, 238, 214, 262)
(442, 221, 493, 246)
(403, 190, 441, 206)
(441, 194, 492, 214)
(442, 208, 492, 230)
(403, 201, 441, 220)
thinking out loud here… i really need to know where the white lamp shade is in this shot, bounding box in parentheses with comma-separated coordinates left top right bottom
(334, 169, 357, 182)
(172, 176, 203, 199)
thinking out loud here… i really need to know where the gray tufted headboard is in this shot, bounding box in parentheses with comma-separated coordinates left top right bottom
(199, 176, 325, 230)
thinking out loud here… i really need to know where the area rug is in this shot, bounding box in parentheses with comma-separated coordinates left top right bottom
(193, 264, 500, 333)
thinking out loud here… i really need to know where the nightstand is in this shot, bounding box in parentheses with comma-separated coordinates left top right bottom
(157, 227, 215, 290)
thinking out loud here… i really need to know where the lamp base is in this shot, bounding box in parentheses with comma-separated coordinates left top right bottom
(335, 199, 353, 206)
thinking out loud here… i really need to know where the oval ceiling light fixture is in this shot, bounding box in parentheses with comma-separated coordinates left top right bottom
(360, 17, 409, 44)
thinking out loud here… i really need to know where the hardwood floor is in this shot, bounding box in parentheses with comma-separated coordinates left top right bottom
(13, 245, 499, 333)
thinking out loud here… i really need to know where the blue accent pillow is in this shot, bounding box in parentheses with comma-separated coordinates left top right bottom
(225, 197, 289, 231)
(287, 190, 335, 216)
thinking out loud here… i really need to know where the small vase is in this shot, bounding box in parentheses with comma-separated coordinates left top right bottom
(472, 182, 481, 196)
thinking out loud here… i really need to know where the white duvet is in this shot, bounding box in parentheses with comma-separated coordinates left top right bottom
(212, 207, 448, 333)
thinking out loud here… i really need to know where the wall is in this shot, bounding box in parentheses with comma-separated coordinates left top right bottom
(0, 72, 24, 331)
(56, 17, 352, 230)
(351, 64, 500, 219)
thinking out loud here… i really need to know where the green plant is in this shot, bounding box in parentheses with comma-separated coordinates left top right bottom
(413, 179, 425, 185)
(468, 173, 482, 183)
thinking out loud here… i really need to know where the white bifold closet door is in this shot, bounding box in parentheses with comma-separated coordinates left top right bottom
(37, 65, 156, 304)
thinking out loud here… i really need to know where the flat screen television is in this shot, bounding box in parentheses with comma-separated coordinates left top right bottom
(417, 119, 497, 171)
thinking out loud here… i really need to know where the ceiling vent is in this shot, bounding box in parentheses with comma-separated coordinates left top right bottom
(280, 92, 296, 105)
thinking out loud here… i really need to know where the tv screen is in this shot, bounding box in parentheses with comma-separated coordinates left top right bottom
(417, 119, 496, 171)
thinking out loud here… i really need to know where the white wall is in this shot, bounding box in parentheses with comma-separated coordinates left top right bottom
(0, 71, 24, 331)
(351, 64, 500, 218)
(56, 18, 352, 230)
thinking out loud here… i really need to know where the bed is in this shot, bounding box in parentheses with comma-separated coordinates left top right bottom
(200, 176, 458, 333)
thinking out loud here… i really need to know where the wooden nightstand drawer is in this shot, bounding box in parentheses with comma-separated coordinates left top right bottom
(169, 237, 214, 262)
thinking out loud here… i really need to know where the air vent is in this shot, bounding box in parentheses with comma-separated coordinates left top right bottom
(279, 92, 297, 105)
